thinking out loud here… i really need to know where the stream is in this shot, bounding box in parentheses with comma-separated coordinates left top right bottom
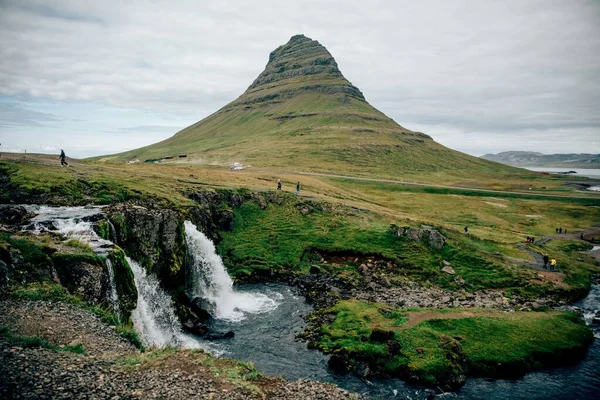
(21, 206, 600, 399)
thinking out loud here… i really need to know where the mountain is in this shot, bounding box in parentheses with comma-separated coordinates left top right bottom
(481, 151, 600, 168)
(100, 34, 520, 180)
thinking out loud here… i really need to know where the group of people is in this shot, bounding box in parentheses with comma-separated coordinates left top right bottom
(555, 227, 567, 234)
(542, 254, 557, 271)
(526, 236, 535, 244)
(277, 179, 301, 195)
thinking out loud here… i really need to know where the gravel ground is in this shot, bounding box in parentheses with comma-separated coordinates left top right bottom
(0, 299, 357, 399)
(0, 299, 137, 357)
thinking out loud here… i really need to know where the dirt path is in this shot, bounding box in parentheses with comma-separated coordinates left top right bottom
(398, 311, 500, 329)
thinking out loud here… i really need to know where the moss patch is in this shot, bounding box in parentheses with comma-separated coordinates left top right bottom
(313, 300, 594, 387)
(107, 246, 138, 322)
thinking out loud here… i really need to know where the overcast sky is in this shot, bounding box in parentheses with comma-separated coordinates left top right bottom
(1, 0, 599, 158)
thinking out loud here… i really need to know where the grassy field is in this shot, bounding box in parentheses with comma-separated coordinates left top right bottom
(2, 153, 599, 294)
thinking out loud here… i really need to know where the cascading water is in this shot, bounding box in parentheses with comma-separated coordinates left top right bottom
(22, 206, 214, 351)
(127, 256, 209, 349)
(104, 259, 121, 321)
(25, 206, 120, 315)
(184, 221, 278, 322)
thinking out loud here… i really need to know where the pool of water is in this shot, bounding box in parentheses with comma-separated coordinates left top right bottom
(207, 283, 600, 399)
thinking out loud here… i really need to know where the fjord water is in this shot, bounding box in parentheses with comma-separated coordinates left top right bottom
(524, 167, 600, 179)
(23, 206, 600, 399)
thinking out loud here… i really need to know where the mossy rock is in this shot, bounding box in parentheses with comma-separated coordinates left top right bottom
(108, 246, 138, 322)
(52, 252, 110, 306)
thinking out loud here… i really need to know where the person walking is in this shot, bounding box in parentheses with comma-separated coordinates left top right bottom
(277, 179, 282, 190)
(543, 255, 549, 269)
(59, 149, 68, 167)
(464, 226, 468, 233)
(296, 181, 300, 196)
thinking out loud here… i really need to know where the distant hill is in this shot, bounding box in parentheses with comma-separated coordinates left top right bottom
(99, 34, 522, 181)
(481, 151, 600, 168)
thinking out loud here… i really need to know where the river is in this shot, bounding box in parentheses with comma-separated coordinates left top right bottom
(209, 283, 600, 399)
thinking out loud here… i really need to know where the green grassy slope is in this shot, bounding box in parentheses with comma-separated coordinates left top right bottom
(99, 35, 523, 182)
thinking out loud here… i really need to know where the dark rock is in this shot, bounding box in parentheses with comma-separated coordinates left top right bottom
(309, 265, 321, 274)
(182, 322, 209, 336)
(0, 260, 8, 286)
(355, 362, 370, 378)
(190, 297, 213, 321)
(204, 330, 234, 340)
(52, 253, 111, 306)
(107, 204, 186, 290)
(327, 354, 348, 373)
(107, 248, 137, 321)
(0, 205, 33, 225)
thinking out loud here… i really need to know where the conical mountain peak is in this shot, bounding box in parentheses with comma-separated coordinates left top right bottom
(238, 34, 365, 104)
(105, 34, 508, 184)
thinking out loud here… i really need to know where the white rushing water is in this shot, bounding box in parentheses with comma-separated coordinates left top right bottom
(25, 206, 120, 315)
(184, 221, 279, 322)
(126, 256, 210, 350)
(22, 206, 213, 350)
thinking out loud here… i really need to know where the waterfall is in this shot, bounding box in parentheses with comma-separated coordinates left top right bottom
(127, 256, 207, 349)
(22, 206, 216, 351)
(184, 220, 278, 322)
(25, 206, 119, 315)
(104, 259, 121, 322)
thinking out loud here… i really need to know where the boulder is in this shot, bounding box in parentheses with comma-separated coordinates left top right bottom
(204, 330, 235, 340)
(182, 321, 209, 336)
(52, 253, 111, 306)
(327, 354, 349, 373)
(390, 224, 446, 248)
(442, 266, 455, 274)
(0, 205, 32, 226)
(358, 264, 369, 275)
(190, 297, 213, 321)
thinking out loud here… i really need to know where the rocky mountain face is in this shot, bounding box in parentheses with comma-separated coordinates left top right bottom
(234, 34, 366, 107)
(481, 151, 600, 167)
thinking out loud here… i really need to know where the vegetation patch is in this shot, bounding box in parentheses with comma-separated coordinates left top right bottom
(0, 325, 85, 354)
(216, 197, 590, 297)
(311, 300, 593, 388)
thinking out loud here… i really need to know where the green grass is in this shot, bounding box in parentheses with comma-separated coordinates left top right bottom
(0, 326, 85, 354)
(216, 196, 591, 297)
(314, 300, 594, 386)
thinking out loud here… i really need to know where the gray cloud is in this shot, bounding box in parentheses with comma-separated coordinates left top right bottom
(0, 102, 60, 127)
(0, 0, 599, 156)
